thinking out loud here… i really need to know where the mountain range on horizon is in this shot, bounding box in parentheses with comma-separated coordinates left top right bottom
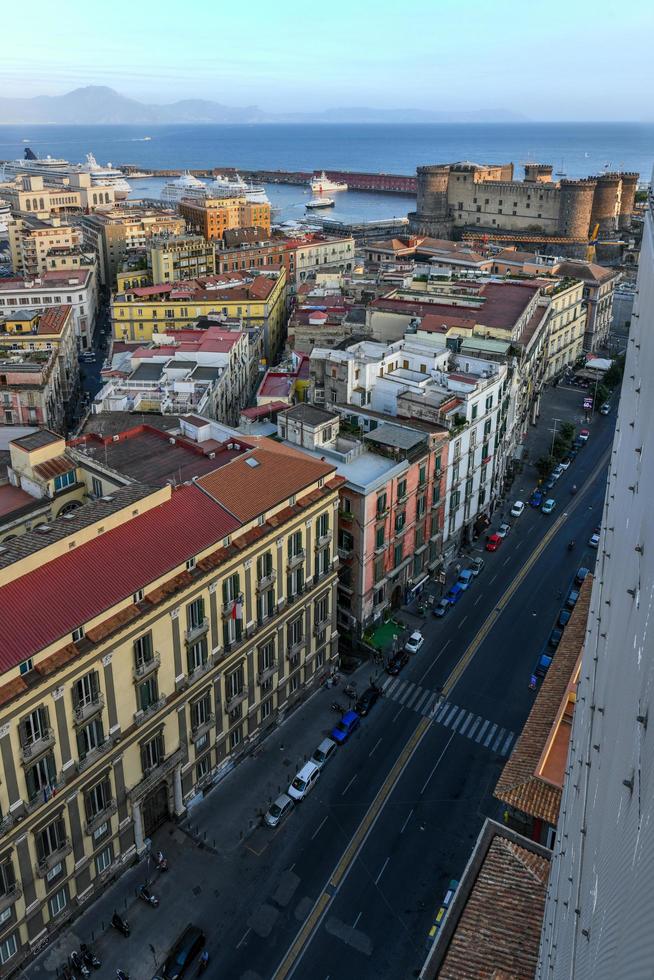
(0, 86, 528, 126)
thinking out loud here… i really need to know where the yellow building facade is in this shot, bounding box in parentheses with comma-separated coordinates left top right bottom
(0, 437, 340, 972)
(543, 279, 586, 380)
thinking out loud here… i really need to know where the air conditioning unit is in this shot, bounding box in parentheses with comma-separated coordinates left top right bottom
(112, 435, 119, 442)
(169, 437, 176, 445)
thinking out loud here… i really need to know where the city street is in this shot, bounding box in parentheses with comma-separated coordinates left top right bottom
(28, 394, 615, 980)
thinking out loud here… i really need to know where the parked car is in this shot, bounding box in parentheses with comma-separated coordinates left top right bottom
(549, 628, 563, 649)
(510, 500, 525, 517)
(573, 436, 584, 449)
(575, 567, 590, 585)
(542, 498, 556, 514)
(552, 465, 564, 481)
(558, 609, 571, 628)
(331, 710, 361, 744)
(355, 686, 381, 717)
(433, 597, 451, 618)
(446, 583, 465, 604)
(578, 428, 590, 442)
(566, 589, 580, 609)
(530, 490, 543, 508)
(469, 556, 485, 576)
(486, 533, 502, 552)
(568, 449, 579, 461)
(588, 533, 600, 548)
(544, 477, 556, 491)
(599, 403, 611, 415)
(559, 458, 571, 471)
(386, 651, 410, 675)
(497, 522, 511, 538)
(405, 630, 425, 654)
(535, 653, 553, 678)
(456, 569, 475, 591)
(311, 738, 337, 769)
(288, 761, 321, 801)
(160, 925, 206, 980)
(265, 793, 294, 827)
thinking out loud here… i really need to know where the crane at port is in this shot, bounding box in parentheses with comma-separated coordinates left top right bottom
(585, 223, 626, 262)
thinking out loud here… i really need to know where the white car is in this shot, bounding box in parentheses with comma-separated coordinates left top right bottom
(497, 522, 511, 538)
(559, 459, 571, 471)
(510, 501, 525, 517)
(405, 631, 424, 654)
(288, 761, 321, 802)
(552, 465, 564, 481)
(588, 533, 600, 549)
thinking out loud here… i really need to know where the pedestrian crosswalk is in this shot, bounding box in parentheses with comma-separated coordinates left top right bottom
(381, 675, 515, 757)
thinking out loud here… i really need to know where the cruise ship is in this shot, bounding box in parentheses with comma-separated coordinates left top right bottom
(160, 171, 208, 204)
(1, 149, 131, 199)
(309, 171, 348, 193)
(160, 171, 271, 207)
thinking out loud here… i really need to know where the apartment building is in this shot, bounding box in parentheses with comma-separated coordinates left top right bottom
(7, 216, 81, 278)
(179, 197, 271, 242)
(0, 174, 116, 220)
(553, 260, 618, 351)
(111, 269, 287, 362)
(79, 208, 186, 287)
(0, 269, 98, 350)
(0, 432, 341, 973)
(278, 403, 448, 630)
(542, 277, 587, 380)
(280, 232, 356, 288)
(150, 235, 216, 283)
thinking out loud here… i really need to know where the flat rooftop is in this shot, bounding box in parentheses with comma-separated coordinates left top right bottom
(365, 423, 425, 452)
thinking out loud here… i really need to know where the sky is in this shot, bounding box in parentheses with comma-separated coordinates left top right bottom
(2, 0, 653, 120)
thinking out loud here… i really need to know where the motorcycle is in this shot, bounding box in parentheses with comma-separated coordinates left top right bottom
(343, 683, 357, 698)
(154, 850, 168, 872)
(570, 484, 578, 495)
(111, 911, 130, 937)
(69, 951, 90, 979)
(330, 701, 347, 713)
(138, 884, 159, 907)
(80, 943, 101, 970)
(567, 540, 575, 551)
(197, 950, 209, 974)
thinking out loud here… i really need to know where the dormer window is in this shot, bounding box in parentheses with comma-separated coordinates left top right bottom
(19, 658, 34, 675)
(54, 470, 76, 492)
(72, 626, 85, 643)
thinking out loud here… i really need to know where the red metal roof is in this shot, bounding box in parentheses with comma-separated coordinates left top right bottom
(0, 484, 241, 670)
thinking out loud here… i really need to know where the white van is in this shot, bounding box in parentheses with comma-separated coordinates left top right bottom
(311, 737, 337, 769)
(288, 761, 321, 801)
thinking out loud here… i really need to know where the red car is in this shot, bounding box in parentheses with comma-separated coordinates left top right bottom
(579, 429, 590, 442)
(486, 533, 502, 552)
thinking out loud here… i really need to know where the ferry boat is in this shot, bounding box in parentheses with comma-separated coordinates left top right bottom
(309, 171, 348, 193)
(1, 148, 131, 199)
(306, 196, 335, 209)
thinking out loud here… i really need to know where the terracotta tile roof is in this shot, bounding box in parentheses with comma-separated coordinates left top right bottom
(494, 576, 592, 825)
(196, 442, 336, 522)
(33, 454, 75, 481)
(435, 826, 550, 980)
(0, 484, 240, 670)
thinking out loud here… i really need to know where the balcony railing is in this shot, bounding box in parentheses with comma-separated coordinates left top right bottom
(73, 693, 105, 726)
(287, 636, 306, 658)
(221, 597, 238, 617)
(133, 696, 167, 727)
(257, 660, 278, 685)
(314, 616, 331, 636)
(133, 654, 161, 681)
(35, 840, 72, 878)
(287, 549, 305, 569)
(190, 713, 215, 743)
(315, 530, 333, 549)
(20, 728, 56, 763)
(184, 617, 209, 645)
(256, 570, 277, 591)
(224, 689, 247, 713)
(84, 799, 117, 835)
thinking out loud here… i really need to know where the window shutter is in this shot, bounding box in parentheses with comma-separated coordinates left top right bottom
(26, 765, 37, 802)
(77, 729, 87, 760)
(45, 752, 56, 783)
(222, 580, 229, 605)
(84, 791, 94, 823)
(91, 671, 99, 699)
(36, 830, 46, 863)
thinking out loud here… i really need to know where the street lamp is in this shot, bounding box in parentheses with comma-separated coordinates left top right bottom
(550, 418, 561, 459)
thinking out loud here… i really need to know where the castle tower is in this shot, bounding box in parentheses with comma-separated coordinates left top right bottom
(408, 165, 453, 238)
(558, 179, 597, 238)
(524, 163, 553, 183)
(590, 172, 622, 235)
(617, 172, 639, 231)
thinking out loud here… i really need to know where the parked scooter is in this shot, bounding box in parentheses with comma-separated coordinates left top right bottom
(116, 971, 130, 980)
(330, 701, 347, 713)
(111, 911, 130, 937)
(138, 884, 159, 907)
(197, 950, 209, 974)
(154, 849, 168, 872)
(69, 950, 90, 979)
(343, 683, 357, 698)
(80, 943, 101, 970)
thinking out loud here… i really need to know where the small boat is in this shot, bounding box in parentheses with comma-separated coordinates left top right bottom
(306, 197, 335, 209)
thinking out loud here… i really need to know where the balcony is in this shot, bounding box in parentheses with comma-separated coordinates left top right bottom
(314, 616, 331, 636)
(128, 746, 186, 804)
(190, 713, 215, 744)
(73, 693, 105, 726)
(256, 570, 277, 592)
(338, 546, 353, 562)
(133, 696, 167, 727)
(20, 728, 56, 764)
(374, 539, 388, 555)
(224, 689, 247, 713)
(221, 597, 238, 617)
(0, 883, 22, 915)
(187, 655, 213, 684)
(338, 509, 353, 523)
(257, 660, 278, 685)
(287, 549, 305, 570)
(35, 840, 72, 878)
(184, 617, 209, 645)
(132, 654, 160, 681)
(287, 636, 306, 659)
(315, 530, 333, 549)
(84, 799, 117, 836)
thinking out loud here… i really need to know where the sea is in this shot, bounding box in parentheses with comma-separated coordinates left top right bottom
(0, 122, 652, 224)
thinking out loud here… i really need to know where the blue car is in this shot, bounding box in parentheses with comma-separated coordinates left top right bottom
(446, 583, 465, 605)
(331, 710, 361, 744)
(530, 490, 543, 508)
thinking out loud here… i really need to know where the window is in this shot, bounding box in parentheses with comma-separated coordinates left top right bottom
(230, 728, 241, 751)
(54, 470, 76, 492)
(0, 860, 16, 898)
(394, 542, 403, 567)
(19, 658, 33, 675)
(395, 511, 406, 533)
(188, 637, 208, 674)
(227, 665, 244, 701)
(417, 495, 426, 518)
(315, 595, 328, 626)
(134, 632, 154, 669)
(256, 587, 275, 622)
(375, 525, 385, 550)
(316, 512, 329, 538)
(48, 886, 68, 918)
(415, 526, 424, 550)
(287, 565, 304, 598)
(288, 616, 303, 649)
(197, 756, 210, 782)
(261, 699, 272, 722)
(288, 531, 303, 559)
(73, 671, 100, 713)
(141, 733, 164, 773)
(432, 482, 441, 506)
(95, 845, 113, 875)
(85, 777, 111, 823)
(222, 572, 240, 606)
(413, 553, 423, 577)
(20, 706, 49, 748)
(316, 547, 329, 577)
(418, 465, 426, 487)
(257, 551, 274, 581)
(137, 675, 158, 712)
(0, 933, 17, 965)
(484, 418, 492, 436)
(259, 639, 275, 674)
(72, 626, 85, 643)
(36, 817, 67, 864)
(374, 556, 384, 584)
(397, 479, 407, 500)
(191, 693, 211, 730)
(376, 492, 387, 515)
(25, 752, 56, 802)
(186, 596, 205, 631)
(485, 394, 493, 411)
(76, 717, 104, 760)
(471, 403, 479, 420)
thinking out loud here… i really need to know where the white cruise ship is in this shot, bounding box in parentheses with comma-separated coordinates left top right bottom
(161, 171, 208, 204)
(208, 173, 270, 205)
(309, 171, 348, 193)
(1, 148, 131, 199)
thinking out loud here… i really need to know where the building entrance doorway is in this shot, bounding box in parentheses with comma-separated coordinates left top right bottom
(143, 783, 169, 838)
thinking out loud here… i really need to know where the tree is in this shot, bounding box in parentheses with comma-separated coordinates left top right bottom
(604, 356, 625, 389)
(552, 438, 570, 461)
(594, 383, 610, 407)
(559, 421, 575, 444)
(536, 456, 554, 479)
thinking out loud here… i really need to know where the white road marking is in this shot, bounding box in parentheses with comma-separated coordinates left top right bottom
(399, 683, 416, 705)
(444, 705, 459, 727)
(484, 723, 498, 747)
(368, 737, 382, 758)
(458, 615, 468, 628)
(502, 555, 511, 565)
(473, 594, 483, 606)
(476, 720, 490, 742)
(435, 701, 450, 722)
(406, 687, 422, 709)
(422, 693, 439, 716)
(236, 928, 251, 949)
(385, 678, 401, 697)
(501, 733, 515, 756)
(489, 574, 498, 584)
(374, 856, 390, 885)
(467, 716, 482, 739)
(458, 712, 473, 736)
(414, 690, 431, 713)
(311, 816, 328, 840)
(382, 676, 393, 691)
(400, 808, 414, 834)
(392, 705, 403, 722)
(341, 774, 357, 796)
(450, 708, 466, 732)
(352, 912, 362, 930)
(492, 728, 506, 752)
(420, 731, 457, 795)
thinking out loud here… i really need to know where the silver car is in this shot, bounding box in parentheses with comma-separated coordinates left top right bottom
(265, 793, 294, 827)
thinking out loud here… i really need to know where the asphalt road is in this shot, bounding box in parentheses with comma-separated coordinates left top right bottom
(189, 409, 615, 980)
